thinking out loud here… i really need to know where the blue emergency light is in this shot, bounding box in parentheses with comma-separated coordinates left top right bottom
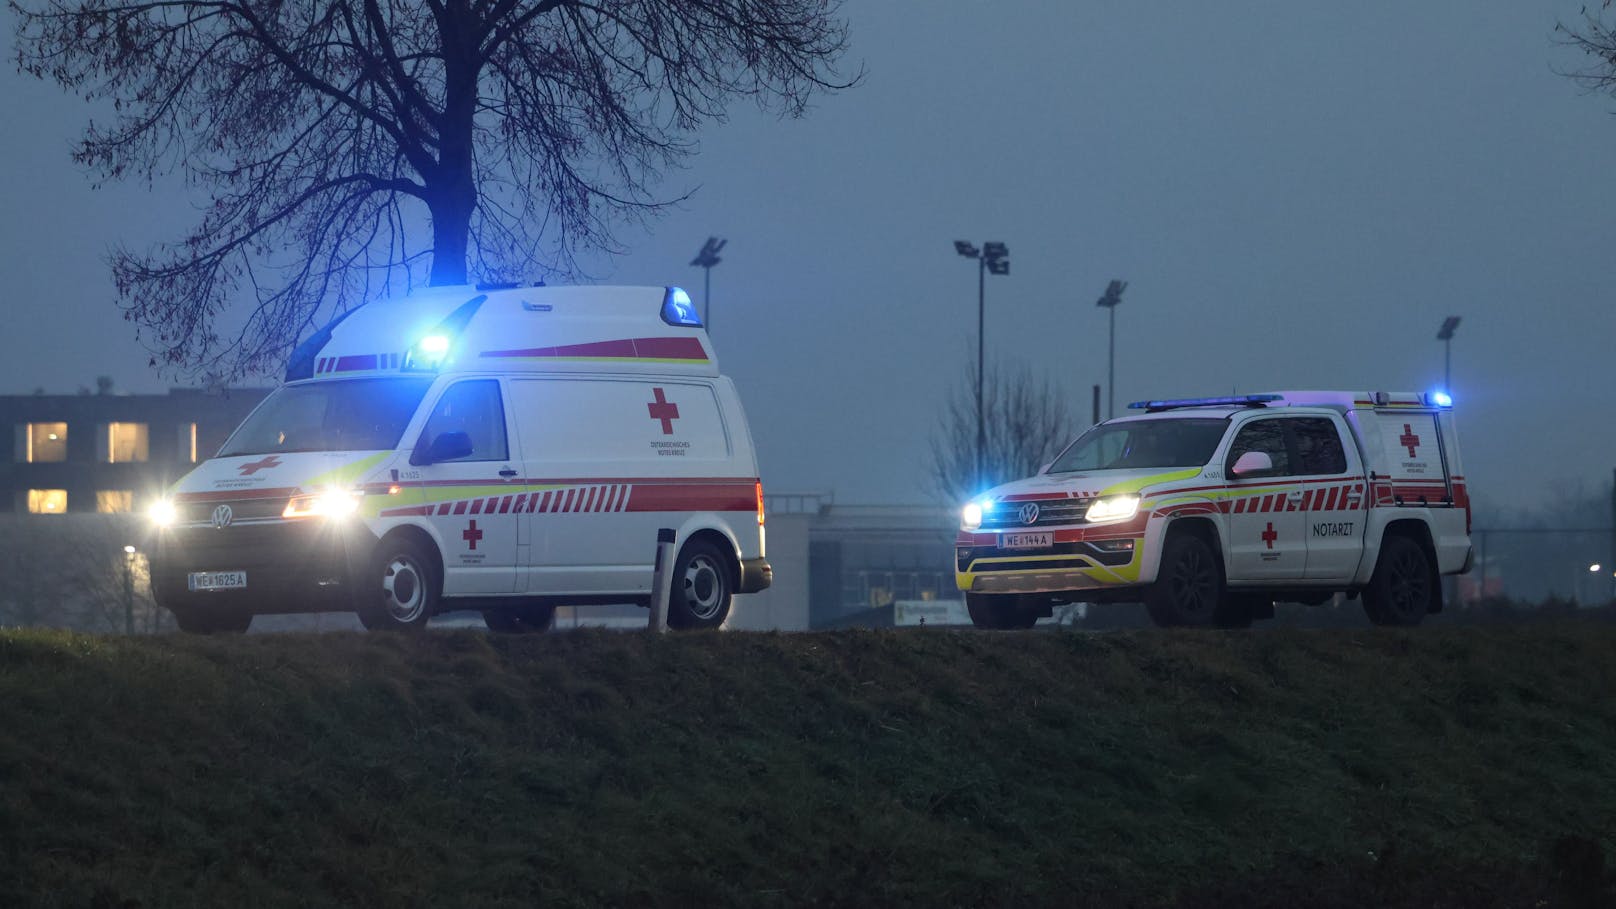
(1128, 394, 1282, 412)
(1425, 391, 1453, 408)
(661, 287, 703, 327)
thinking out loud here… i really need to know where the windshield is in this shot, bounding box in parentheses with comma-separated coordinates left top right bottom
(218, 378, 434, 456)
(1047, 418, 1228, 473)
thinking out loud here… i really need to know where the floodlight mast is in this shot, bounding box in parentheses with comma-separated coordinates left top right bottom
(1436, 316, 1461, 390)
(954, 240, 1010, 493)
(1095, 280, 1128, 419)
(690, 236, 727, 329)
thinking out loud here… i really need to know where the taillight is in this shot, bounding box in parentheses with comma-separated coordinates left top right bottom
(756, 481, 765, 525)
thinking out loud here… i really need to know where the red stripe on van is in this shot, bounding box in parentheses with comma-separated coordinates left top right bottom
(624, 481, 756, 513)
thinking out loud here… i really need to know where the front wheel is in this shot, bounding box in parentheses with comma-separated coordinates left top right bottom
(359, 537, 440, 632)
(666, 539, 733, 630)
(1362, 535, 1433, 626)
(1145, 533, 1225, 628)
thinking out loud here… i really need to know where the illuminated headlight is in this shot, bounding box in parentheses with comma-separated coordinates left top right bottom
(149, 499, 177, 528)
(283, 487, 364, 519)
(961, 501, 984, 531)
(1085, 495, 1140, 523)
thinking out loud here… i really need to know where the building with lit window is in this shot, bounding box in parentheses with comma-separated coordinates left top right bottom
(1, 388, 270, 515)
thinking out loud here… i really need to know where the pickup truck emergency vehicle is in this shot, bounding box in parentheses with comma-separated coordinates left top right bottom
(148, 285, 771, 633)
(955, 392, 1472, 628)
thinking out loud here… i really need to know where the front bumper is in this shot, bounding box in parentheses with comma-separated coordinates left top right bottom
(954, 534, 1145, 595)
(738, 557, 773, 594)
(151, 518, 380, 616)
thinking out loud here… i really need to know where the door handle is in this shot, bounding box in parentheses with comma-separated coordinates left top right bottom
(498, 468, 517, 478)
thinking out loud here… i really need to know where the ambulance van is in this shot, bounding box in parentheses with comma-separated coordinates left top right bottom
(955, 391, 1472, 629)
(148, 285, 771, 633)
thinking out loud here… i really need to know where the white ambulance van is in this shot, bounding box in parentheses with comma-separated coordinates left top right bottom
(148, 285, 771, 633)
(955, 391, 1472, 629)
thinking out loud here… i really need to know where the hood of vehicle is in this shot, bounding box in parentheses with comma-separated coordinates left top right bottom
(172, 451, 396, 497)
(982, 466, 1205, 502)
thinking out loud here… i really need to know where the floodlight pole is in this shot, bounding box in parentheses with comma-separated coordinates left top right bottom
(954, 241, 1009, 492)
(122, 545, 135, 635)
(690, 236, 726, 330)
(1095, 280, 1129, 420)
(1437, 316, 1460, 390)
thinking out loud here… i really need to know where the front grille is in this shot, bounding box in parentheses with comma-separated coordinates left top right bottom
(981, 497, 1092, 529)
(175, 496, 290, 525)
(957, 540, 1133, 572)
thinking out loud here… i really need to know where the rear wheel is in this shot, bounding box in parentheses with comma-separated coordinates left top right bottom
(359, 537, 439, 632)
(666, 539, 733, 630)
(1363, 535, 1432, 626)
(483, 604, 557, 634)
(1146, 533, 1224, 628)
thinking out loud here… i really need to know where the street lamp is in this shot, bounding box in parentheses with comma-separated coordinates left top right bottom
(690, 236, 727, 329)
(954, 240, 1010, 491)
(1095, 280, 1129, 419)
(122, 545, 136, 635)
(1437, 316, 1460, 391)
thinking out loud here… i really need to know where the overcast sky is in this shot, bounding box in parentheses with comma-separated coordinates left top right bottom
(3, 2, 1614, 515)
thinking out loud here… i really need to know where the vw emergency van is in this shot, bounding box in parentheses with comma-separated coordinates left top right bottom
(956, 391, 1472, 629)
(149, 285, 771, 633)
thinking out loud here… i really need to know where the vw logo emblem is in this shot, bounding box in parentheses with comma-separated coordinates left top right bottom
(1018, 503, 1040, 526)
(211, 504, 234, 529)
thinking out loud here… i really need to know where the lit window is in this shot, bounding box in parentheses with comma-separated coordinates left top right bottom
(107, 423, 149, 463)
(97, 490, 134, 513)
(24, 423, 68, 462)
(28, 489, 67, 514)
(179, 423, 198, 463)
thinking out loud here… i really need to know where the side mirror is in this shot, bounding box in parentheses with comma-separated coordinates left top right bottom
(414, 430, 473, 465)
(1230, 451, 1273, 478)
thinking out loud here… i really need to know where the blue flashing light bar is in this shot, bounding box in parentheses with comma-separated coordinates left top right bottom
(1425, 391, 1453, 408)
(1128, 394, 1283, 411)
(661, 286, 703, 327)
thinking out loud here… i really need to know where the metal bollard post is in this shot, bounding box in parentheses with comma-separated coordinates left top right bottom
(648, 528, 675, 633)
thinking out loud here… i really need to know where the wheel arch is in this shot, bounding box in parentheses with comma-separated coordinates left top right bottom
(1377, 518, 1442, 613)
(374, 524, 444, 592)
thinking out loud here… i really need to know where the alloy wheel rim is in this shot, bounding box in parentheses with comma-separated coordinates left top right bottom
(682, 555, 724, 620)
(383, 556, 426, 623)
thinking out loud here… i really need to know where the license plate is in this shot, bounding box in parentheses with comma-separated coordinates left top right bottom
(1000, 532, 1053, 550)
(188, 570, 247, 591)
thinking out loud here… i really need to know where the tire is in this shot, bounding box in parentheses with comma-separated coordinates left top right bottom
(966, 593, 1041, 629)
(1145, 532, 1225, 628)
(666, 539, 733, 630)
(358, 537, 440, 632)
(483, 604, 557, 634)
(1362, 535, 1433, 627)
(170, 607, 253, 634)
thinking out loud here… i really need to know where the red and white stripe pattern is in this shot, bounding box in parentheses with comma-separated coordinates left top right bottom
(315, 352, 402, 374)
(430, 484, 632, 517)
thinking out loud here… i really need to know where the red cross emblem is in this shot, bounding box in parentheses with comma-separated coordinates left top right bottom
(1261, 522, 1277, 550)
(237, 455, 283, 475)
(1399, 424, 1421, 458)
(647, 387, 680, 435)
(462, 519, 483, 551)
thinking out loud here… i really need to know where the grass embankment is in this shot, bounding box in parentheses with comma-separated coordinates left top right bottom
(2, 626, 1614, 907)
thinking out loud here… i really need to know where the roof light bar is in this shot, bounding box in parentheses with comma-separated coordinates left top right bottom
(661, 286, 703, 327)
(1128, 394, 1283, 412)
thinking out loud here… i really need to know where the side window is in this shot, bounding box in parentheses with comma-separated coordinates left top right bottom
(1227, 419, 1292, 476)
(419, 380, 508, 462)
(1292, 418, 1348, 476)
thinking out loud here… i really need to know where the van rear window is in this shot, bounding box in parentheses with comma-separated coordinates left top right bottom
(219, 378, 434, 456)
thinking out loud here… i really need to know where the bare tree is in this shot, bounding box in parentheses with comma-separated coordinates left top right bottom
(1559, 4, 1616, 99)
(11, 0, 857, 379)
(926, 361, 1080, 507)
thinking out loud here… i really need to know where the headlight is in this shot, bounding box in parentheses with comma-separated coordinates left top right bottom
(149, 499, 177, 528)
(961, 501, 984, 531)
(1085, 495, 1140, 523)
(283, 487, 364, 519)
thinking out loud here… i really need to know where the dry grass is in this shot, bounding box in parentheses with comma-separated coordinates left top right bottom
(2, 624, 1614, 907)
